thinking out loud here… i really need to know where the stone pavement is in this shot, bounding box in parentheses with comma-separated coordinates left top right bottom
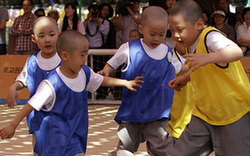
(0, 104, 215, 156)
(0, 104, 147, 156)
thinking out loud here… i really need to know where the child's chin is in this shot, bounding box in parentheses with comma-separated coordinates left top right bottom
(151, 44, 159, 48)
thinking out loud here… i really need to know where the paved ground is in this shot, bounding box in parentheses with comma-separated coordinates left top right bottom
(0, 104, 215, 156)
(0, 104, 147, 156)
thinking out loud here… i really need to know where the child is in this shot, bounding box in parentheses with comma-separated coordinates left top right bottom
(48, 9, 60, 23)
(99, 6, 183, 155)
(168, 39, 193, 140)
(168, 0, 250, 155)
(0, 30, 143, 156)
(6, 16, 60, 127)
(129, 29, 140, 41)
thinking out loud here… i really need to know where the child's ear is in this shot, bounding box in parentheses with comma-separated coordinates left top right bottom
(31, 34, 36, 43)
(196, 18, 204, 31)
(138, 24, 143, 34)
(60, 51, 69, 61)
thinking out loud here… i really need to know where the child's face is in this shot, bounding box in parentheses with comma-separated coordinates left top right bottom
(139, 18, 167, 48)
(129, 31, 140, 41)
(32, 20, 59, 58)
(169, 13, 203, 48)
(67, 41, 89, 74)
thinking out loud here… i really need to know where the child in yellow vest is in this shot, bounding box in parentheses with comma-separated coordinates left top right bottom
(168, 0, 250, 155)
(168, 40, 194, 140)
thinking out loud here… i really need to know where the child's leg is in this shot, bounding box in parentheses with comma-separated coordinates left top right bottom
(116, 121, 145, 153)
(173, 116, 213, 156)
(143, 119, 173, 156)
(212, 112, 250, 156)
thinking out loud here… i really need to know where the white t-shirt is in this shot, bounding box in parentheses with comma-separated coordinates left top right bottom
(236, 22, 250, 52)
(107, 39, 182, 74)
(28, 67, 103, 112)
(16, 51, 61, 86)
(58, 20, 86, 35)
(190, 31, 236, 53)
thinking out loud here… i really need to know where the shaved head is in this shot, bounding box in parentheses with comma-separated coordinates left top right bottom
(33, 16, 57, 34)
(56, 30, 89, 55)
(169, 0, 203, 24)
(141, 6, 168, 26)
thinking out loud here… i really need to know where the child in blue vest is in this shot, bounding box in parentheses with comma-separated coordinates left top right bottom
(168, 0, 250, 155)
(99, 6, 183, 156)
(7, 16, 60, 109)
(6, 17, 60, 147)
(0, 30, 143, 156)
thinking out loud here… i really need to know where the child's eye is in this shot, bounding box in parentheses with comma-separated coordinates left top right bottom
(160, 33, 165, 37)
(50, 34, 55, 36)
(38, 35, 44, 38)
(177, 28, 183, 32)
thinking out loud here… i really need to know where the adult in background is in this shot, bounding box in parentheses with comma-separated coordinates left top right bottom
(0, 6, 9, 55)
(34, 8, 45, 18)
(84, 4, 110, 99)
(58, 3, 86, 35)
(11, 0, 37, 55)
(98, 3, 116, 49)
(217, 0, 237, 28)
(114, 0, 141, 44)
(211, 9, 235, 42)
(236, 7, 250, 55)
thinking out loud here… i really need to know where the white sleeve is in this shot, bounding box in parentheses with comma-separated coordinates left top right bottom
(107, 43, 129, 69)
(206, 31, 236, 53)
(28, 80, 55, 111)
(78, 21, 86, 35)
(99, 19, 110, 35)
(172, 54, 182, 74)
(86, 68, 104, 93)
(16, 58, 29, 86)
(236, 25, 243, 40)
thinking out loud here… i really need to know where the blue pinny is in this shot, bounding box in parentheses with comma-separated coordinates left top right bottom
(25, 51, 60, 131)
(115, 39, 176, 124)
(30, 65, 90, 156)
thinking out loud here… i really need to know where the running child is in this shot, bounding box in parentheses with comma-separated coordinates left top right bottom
(0, 30, 143, 156)
(168, 0, 250, 155)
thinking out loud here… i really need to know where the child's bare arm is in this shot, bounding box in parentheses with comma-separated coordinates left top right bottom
(102, 76, 144, 92)
(184, 44, 243, 72)
(0, 104, 34, 139)
(6, 81, 25, 108)
(98, 63, 116, 76)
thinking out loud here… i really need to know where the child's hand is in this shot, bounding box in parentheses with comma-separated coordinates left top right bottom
(184, 53, 209, 72)
(126, 76, 144, 92)
(168, 73, 190, 91)
(0, 124, 16, 140)
(6, 87, 19, 108)
(98, 70, 109, 76)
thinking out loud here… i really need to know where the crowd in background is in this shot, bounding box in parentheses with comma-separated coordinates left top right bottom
(0, 0, 249, 56)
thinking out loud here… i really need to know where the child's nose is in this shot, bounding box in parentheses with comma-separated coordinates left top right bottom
(173, 32, 181, 40)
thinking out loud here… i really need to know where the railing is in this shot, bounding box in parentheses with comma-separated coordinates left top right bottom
(88, 49, 121, 104)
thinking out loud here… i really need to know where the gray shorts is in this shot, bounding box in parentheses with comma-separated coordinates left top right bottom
(117, 119, 173, 156)
(173, 112, 250, 156)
